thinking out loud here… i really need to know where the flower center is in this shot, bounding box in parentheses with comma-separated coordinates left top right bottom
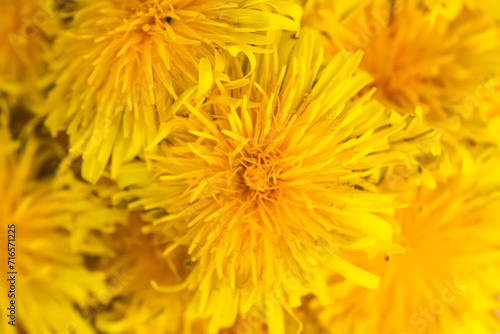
(243, 164, 274, 192)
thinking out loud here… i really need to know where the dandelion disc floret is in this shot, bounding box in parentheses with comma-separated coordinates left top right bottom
(118, 30, 418, 333)
(44, 0, 301, 184)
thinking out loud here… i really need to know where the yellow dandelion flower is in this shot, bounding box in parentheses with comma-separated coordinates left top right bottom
(115, 30, 420, 333)
(0, 102, 125, 334)
(304, 0, 500, 126)
(0, 0, 56, 104)
(95, 212, 195, 334)
(318, 145, 500, 334)
(43, 0, 301, 184)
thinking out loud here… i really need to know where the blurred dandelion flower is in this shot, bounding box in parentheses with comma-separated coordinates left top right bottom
(305, 0, 500, 127)
(0, 102, 125, 334)
(317, 145, 500, 334)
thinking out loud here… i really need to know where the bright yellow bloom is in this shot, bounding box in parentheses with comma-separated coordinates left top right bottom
(0, 0, 55, 105)
(44, 0, 301, 184)
(304, 0, 500, 127)
(317, 144, 500, 334)
(0, 102, 125, 334)
(113, 30, 432, 333)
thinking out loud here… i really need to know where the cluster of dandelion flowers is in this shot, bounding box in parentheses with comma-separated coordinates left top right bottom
(3, 0, 500, 333)
(316, 144, 500, 334)
(0, 104, 125, 334)
(43, 0, 302, 184)
(304, 0, 500, 126)
(112, 30, 431, 333)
